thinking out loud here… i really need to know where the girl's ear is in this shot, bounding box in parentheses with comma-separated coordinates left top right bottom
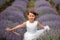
(27, 15, 28, 17)
(36, 14, 39, 18)
(24, 12, 28, 20)
(26, 15, 29, 20)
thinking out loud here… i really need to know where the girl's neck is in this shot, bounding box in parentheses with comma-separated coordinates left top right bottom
(29, 20, 35, 23)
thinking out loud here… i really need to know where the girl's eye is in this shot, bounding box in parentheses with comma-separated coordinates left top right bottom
(29, 15, 34, 17)
(32, 16, 34, 17)
(29, 15, 31, 16)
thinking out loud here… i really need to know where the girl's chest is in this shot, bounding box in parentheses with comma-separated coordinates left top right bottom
(26, 22, 37, 29)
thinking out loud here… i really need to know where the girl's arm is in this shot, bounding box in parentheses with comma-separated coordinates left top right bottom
(6, 22, 26, 32)
(37, 22, 44, 29)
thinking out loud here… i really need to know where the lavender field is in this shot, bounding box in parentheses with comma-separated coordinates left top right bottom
(0, 0, 60, 40)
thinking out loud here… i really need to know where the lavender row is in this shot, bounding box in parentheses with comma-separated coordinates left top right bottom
(52, 0, 60, 5)
(0, 0, 29, 22)
(34, 0, 58, 15)
(12, 1, 28, 12)
(37, 14, 60, 22)
(42, 21, 60, 29)
(34, 0, 60, 39)
(0, 0, 29, 40)
(0, 20, 26, 40)
(35, 0, 52, 8)
(35, 6, 58, 16)
(0, 9, 25, 23)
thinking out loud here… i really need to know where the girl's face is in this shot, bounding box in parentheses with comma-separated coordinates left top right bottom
(27, 12, 36, 22)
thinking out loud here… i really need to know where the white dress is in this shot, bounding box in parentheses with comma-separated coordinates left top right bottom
(23, 21, 50, 40)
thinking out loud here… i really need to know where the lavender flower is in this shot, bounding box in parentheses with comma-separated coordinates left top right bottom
(35, 6, 58, 16)
(37, 14, 60, 22)
(35, 0, 51, 8)
(52, 0, 60, 5)
(0, 20, 25, 40)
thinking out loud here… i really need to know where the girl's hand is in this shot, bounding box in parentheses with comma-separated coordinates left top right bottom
(6, 28, 20, 36)
(44, 25, 50, 31)
(6, 27, 13, 32)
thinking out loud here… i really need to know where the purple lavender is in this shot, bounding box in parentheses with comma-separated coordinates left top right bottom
(37, 14, 60, 22)
(52, 0, 60, 5)
(35, 0, 52, 8)
(42, 21, 60, 29)
(0, 0, 29, 40)
(0, 20, 25, 40)
(35, 6, 58, 15)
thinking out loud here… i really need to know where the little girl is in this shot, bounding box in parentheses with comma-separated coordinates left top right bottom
(6, 11, 50, 40)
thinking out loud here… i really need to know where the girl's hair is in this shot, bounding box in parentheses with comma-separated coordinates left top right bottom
(24, 10, 38, 20)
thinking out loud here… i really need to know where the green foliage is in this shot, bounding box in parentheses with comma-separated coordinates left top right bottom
(46, 0, 60, 15)
(49, 35, 53, 40)
(0, 0, 14, 13)
(57, 35, 60, 40)
(0, 37, 6, 40)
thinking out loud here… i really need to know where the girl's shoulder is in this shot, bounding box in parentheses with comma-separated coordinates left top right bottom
(24, 20, 29, 24)
(26, 20, 38, 22)
(34, 21, 38, 24)
(35, 20, 38, 22)
(34, 20, 38, 23)
(25, 20, 29, 23)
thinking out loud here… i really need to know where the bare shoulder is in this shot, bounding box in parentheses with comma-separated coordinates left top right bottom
(36, 21, 40, 24)
(37, 21, 44, 29)
(37, 21, 42, 26)
(22, 22, 26, 25)
(19, 22, 26, 28)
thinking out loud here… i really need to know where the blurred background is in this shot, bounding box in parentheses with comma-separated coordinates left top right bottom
(0, 0, 60, 40)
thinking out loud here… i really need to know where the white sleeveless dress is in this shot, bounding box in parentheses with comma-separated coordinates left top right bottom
(23, 21, 50, 40)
